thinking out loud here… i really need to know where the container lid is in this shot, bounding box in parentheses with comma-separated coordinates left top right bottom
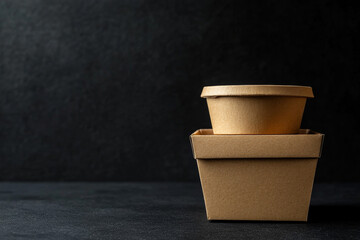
(201, 85, 314, 98)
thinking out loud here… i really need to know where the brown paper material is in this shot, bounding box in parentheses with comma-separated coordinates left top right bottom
(191, 129, 323, 159)
(201, 85, 314, 134)
(190, 129, 324, 221)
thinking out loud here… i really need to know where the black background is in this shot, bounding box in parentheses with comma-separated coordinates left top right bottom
(0, 0, 359, 181)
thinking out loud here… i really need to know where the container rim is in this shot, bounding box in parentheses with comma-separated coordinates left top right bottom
(201, 85, 314, 98)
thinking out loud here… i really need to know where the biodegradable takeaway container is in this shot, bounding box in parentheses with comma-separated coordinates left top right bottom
(190, 129, 324, 221)
(201, 85, 314, 134)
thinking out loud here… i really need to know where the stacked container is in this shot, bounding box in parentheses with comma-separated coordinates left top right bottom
(190, 85, 324, 221)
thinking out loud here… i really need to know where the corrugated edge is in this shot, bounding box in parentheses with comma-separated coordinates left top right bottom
(189, 130, 199, 159)
(304, 159, 319, 222)
(319, 134, 325, 158)
(195, 160, 211, 220)
(201, 85, 314, 98)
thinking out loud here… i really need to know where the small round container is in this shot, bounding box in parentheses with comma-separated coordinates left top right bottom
(201, 85, 314, 134)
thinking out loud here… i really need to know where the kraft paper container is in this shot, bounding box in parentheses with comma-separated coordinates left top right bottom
(201, 85, 314, 134)
(190, 129, 324, 221)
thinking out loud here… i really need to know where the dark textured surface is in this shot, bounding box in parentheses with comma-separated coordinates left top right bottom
(0, 1, 359, 181)
(0, 182, 359, 239)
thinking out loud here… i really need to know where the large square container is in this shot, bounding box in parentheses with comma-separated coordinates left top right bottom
(190, 129, 324, 221)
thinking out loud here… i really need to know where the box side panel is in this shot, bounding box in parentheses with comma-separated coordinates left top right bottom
(303, 159, 318, 221)
(191, 133, 324, 159)
(197, 158, 318, 221)
(189, 135, 196, 159)
(196, 160, 211, 219)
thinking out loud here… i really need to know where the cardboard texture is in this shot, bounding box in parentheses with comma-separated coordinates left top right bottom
(201, 85, 314, 134)
(191, 129, 323, 159)
(190, 129, 324, 221)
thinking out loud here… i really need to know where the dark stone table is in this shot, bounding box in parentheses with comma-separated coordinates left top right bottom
(0, 182, 359, 240)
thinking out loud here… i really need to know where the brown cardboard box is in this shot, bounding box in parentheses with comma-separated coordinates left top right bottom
(201, 85, 314, 134)
(190, 129, 324, 221)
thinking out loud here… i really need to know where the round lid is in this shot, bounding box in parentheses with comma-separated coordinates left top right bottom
(201, 85, 314, 98)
